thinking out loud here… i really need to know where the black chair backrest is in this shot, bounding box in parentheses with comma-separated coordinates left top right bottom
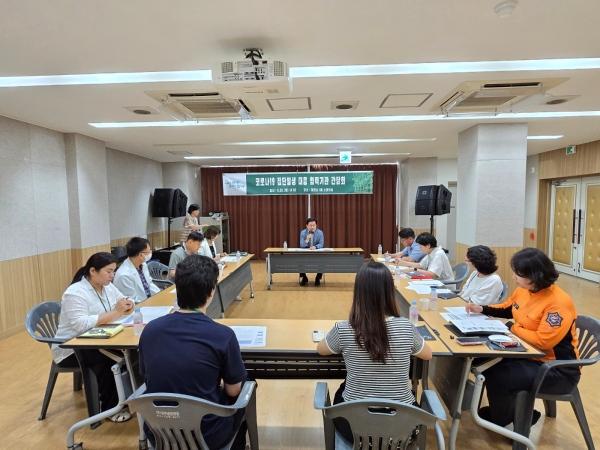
(25, 301, 62, 346)
(576, 315, 600, 362)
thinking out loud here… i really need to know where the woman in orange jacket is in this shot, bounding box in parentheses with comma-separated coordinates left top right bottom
(466, 248, 580, 427)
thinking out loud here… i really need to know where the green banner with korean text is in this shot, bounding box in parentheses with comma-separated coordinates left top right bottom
(222, 171, 373, 196)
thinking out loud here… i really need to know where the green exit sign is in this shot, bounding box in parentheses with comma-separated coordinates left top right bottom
(565, 145, 576, 155)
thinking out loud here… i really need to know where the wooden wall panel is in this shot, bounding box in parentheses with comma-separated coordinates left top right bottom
(537, 180, 552, 253)
(0, 245, 112, 339)
(456, 242, 520, 294)
(539, 140, 600, 180)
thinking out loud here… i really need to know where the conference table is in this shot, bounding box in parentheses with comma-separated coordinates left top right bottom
(263, 247, 364, 289)
(372, 255, 544, 450)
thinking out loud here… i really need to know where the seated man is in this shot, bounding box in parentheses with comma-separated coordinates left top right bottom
(392, 227, 425, 262)
(114, 237, 160, 302)
(396, 232, 453, 280)
(299, 217, 325, 286)
(139, 255, 247, 449)
(168, 231, 204, 280)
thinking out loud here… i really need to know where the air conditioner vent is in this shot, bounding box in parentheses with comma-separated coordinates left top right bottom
(482, 82, 542, 89)
(145, 90, 252, 119)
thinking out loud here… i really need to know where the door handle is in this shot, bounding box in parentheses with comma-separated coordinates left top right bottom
(577, 209, 583, 244)
(572, 209, 577, 244)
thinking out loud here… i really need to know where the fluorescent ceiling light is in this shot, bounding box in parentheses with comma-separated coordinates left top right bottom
(290, 58, 600, 78)
(89, 110, 600, 128)
(184, 152, 409, 160)
(526, 135, 564, 140)
(0, 70, 212, 87)
(4, 57, 600, 87)
(227, 138, 436, 145)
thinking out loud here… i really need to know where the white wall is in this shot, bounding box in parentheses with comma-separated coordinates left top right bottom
(434, 158, 458, 250)
(524, 154, 539, 229)
(162, 162, 201, 241)
(0, 116, 71, 261)
(399, 157, 437, 230)
(106, 148, 165, 241)
(65, 134, 111, 248)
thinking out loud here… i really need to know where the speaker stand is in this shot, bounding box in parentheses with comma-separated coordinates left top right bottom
(167, 217, 173, 246)
(429, 215, 434, 235)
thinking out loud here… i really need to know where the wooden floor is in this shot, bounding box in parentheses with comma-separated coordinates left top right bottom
(1, 261, 598, 449)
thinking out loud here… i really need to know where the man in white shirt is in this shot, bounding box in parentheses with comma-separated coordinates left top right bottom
(114, 237, 161, 302)
(396, 232, 454, 280)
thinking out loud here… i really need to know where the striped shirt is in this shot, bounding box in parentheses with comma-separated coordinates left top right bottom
(325, 317, 424, 403)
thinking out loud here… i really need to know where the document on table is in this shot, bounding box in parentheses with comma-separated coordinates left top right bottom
(315, 248, 335, 251)
(444, 306, 486, 321)
(112, 306, 173, 325)
(450, 318, 508, 335)
(409, 280, 445, 286)
(230, 326, 267, 347)
(407, 285, 435, 295)
(221, 255, 239, 262)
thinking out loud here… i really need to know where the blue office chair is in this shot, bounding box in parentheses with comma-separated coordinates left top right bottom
(443, 263, 470, 290)
(25, 301, 82, 420)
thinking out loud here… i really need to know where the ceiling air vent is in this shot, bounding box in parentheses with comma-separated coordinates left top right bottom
(439, 78, 566, 114)
(145, 90, 252, 119)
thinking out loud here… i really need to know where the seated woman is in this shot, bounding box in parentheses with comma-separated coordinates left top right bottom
(459, 245, 503, 305)
(53, 252, 135, 422)
(466, 248, 580, 427)
(113, 237, 160, 302)
(317, 260, 432, 442)
(396, 232, 454, 280)
(200, 225, 227, 260)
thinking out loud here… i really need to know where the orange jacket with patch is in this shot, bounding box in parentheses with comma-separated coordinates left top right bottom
(482, 284, 579, 362)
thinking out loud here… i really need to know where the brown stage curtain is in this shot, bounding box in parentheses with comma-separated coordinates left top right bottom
(310, 164, 397, 255)
(201, 164, 397, 258)
(201, 166, 308, 258)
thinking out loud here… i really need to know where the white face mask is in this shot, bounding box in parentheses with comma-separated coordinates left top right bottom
(144, 252, 152, 262)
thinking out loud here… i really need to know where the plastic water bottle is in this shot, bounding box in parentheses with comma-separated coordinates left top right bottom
(429, 286, 438, 311)
(283, 241, 288, 249)
(133, 308, 144, 336)
(384, 251, 391, 263)
(377, 244, 383, 255)
(409, 301, 419, 325)
(235, 250, 241, 262)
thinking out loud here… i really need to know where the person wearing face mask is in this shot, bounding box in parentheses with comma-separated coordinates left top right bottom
(465, 248, 580, 428)
(114, 237, 161, 302)
(53, 252, 135, 422)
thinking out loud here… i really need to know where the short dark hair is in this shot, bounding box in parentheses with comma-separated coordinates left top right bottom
(186, 231, 204, 242)
(466, 245, 498, 275)
(415, 232, 437, 248)
(203, 225, 220, 240)
(511, 248, 558, 292)
(72, 252, 117, 284)
(187, 203, 200, 214)
(349, 261, 399, 363)
(398, 228, 416, 239)
(125, 237, 150, 258)
(306, 217, 317, 225)
(174, 255, 219, 309)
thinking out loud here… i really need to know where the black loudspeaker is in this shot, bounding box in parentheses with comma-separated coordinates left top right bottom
(436, 184, 452, 215)
(152, 188, 188, 217)
(415, 185, 438, 215)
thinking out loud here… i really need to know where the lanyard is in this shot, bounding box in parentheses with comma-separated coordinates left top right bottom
(93, 286, 110, 312)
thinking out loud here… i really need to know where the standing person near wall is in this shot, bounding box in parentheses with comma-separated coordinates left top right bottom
(179, 204, 208, 243)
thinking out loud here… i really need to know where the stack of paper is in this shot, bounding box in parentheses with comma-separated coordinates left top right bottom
(441, 307, 508, 335)
(221, 255, 239, 262)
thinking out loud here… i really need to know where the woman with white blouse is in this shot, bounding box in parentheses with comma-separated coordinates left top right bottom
(459, 245, 504, 305)
(199, 225, 227, 260)
(53, 252, 134, 422)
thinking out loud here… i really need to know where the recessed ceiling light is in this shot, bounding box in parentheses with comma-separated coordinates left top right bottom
(89, 110, 600, 128)
(527, 135, 564, 140)
(226, 138, 436, 146)
(546, 98, 569, 105)
(4, 57, 600, 87)
(184, 152, 410, 160)
(132, 109, 152, 115)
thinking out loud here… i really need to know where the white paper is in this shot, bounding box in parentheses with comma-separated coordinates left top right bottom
(408, 280, 444, 286)
(451, 319, 508, 334)
(316, 248, 335, 252)
(444, 307, 486, 321)
(435, 288, 453, 294)
(221, 255, 239, 262)
(376, 257, 385, 262)
(112, 306, 173, 326)
(229, 326, 267, 347)
(407, 285, 433, 295)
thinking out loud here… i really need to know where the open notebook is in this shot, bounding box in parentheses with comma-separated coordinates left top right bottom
(111, 306, 173, 326)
